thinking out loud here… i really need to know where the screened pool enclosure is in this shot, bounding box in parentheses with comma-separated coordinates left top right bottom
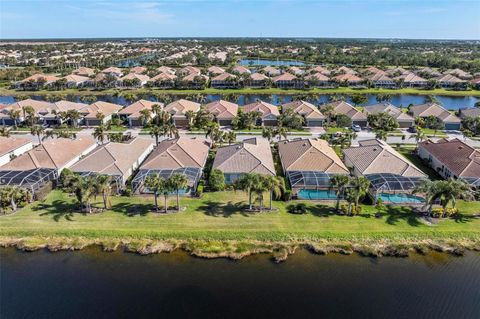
(286, 171, 346, 199)
(0, 168, 57, 194)
(365, 173, 426, 204)
(132, 167, 202, 194)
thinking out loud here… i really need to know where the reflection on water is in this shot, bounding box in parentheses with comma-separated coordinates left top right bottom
(1, 248, 479, 319)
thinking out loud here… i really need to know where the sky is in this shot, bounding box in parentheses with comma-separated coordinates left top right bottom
(1, 0, 479, 40)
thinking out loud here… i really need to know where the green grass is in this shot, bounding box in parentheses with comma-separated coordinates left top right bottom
(106, 125, 127, 132)
(325, 127, 349, 134)
(2, 87, 480, 97)
(421, 128, 448, 137)
(397, 149, 442, 180)
(1, 190, 479, 241)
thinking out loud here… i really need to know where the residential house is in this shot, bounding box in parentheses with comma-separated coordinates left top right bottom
(101, 67, 123, 78)
(408, 103, 461, 130)
(246, 73, 270, 88)
(1, 99, 56, 126)
(364, 103, 415, 128)
(447, 68, 472, 80)
(288, 66, 305, 76)
(336, 66, 357, 75)
(343, 139, 427, 204)
(212, 137, 275, 184)
(320, 101, 368, 127)
(309, 66, 331, 76)
(396, 73, 428, 88)
(305, 72, 331, 87)
(0, 137, 97, 194)
(156, 66, 176, 75)
(458, 107, 480, 119)
(118, 73, 150, 87)
(437, 74, 467, 89)
(50, 100, 90, 126)
(0, 137, 33, 167)
(119, 100, 163, 127)
(164, 99, 201, 127)
(232, 66, 251, 75)
(207, 66, 225, 75)
(386, 67, 410, 77)
(130, 66, 147, 74)
(16, 73, 61, 90)
(72, 67, 95, 77)
(470, 77, 480, 90)
(332, 73, 364, 87)
(204, 100, 238, 126)
(278, 138, 349, 199)
(70, 138, 154, 191)
(178, 73, 208, 89)
(417, 138, 480, 186)
(367, 72, 396, 88)
(261, 66, 281, 77)
(177, 66, 201, 77)
(272, 73, 303, 89)
(282, 100, 326, 127)
(417, 67, 442, 78)
(131, 137, 210, 194)
(243, 101, 280, 126)
(81, 101, 122, 126)
(149, 72, 177, 89)
(62, 74, 92, 88)
(211, 72, 239, 89)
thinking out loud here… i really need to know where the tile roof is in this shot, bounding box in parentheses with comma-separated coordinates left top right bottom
(119, 100, 163, 119)
(207, 66, 225, 75)
(409, 103, 460, 123)
(282, 100, 326, 120)
(332, 73, 363, 83)
(204, 100, 238, 119)
(419, 139, 480, 178)
(0, 137, 32, 157)
(164, 99, 201, 116)
(343, 139, 425, 177)
(364, 102, 414, 122)
(72, 67, 95, 77)
(243, 101, 280, 118)
(82, 101, 122, 119)
(20, 73, 60, 84)
(211, 72, 236, 81)
(306, 72, 330, 81)
(249, 73, 269, 81)
(140, 137, 209, 170)
(437, 74, 465, 83)
(232, 66, 251, 74)
(278, 138, 349, 174)
(320, 101, 367, 121)
(272, 73, 297, 82)
(213, 137, 275, 175)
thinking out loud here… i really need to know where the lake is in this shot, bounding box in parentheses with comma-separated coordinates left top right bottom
(1, 248, 479, 319)
(1, 94, 479, 110)
(240, 58, 306, 66)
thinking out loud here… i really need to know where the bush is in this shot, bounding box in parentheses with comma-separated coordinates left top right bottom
(196, 181, 204, 197)
(287, 203, 308, 214)
(208, 169, 225, 191)
(122, 187, 133, 197)
(283, 189, 292, 201)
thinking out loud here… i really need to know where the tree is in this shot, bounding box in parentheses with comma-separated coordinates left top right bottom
(374, 129, 388, 141)
(234, 173, 258, 210)
(349, 176, 370, 215)
(169, 173, 188, 211)
(149, 125, 162, 145)
(164, 122, 179, 138)
(350, 94, 368, 106)
(0, 127, 10, 137)
(335, 114, 352, 127)
(322, 104, 335, 125)
(96, 112, 106, 124)
(72, 175, 97, 213)
(209, 169, 226, 191)
(367, 112, 399, 131)
(262, 175, 285, 210)
(330, 174, 350, 211)
(279, 108, 304, 129)
(93, 174, 112, 210)
(8, 109, 21, 129)
(66, 109, 81, 128)
(225, 131, 236, 145)
(262, 126, 274, 142)
(252, 174, 268, 211)
(410, 127, 426, 144)
(144, 173, 169, 212)
(151, 104, 163, 126)
(93, 124, 107, 144)
(30, 125, 45, 144)
(275, 125, 289, 141)
(0, 186, 31, 214)
(185, 110, 196, 128)
(138, 108, 152, 127)
(22, 105, 36, 127)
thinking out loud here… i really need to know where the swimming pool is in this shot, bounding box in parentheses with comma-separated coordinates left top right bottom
(377, 193, 425, 204)
(297, 189, 338, 200)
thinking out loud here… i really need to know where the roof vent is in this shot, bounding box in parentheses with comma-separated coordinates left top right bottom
(373, 147, 378, 151)
(459, 146, 464, 150)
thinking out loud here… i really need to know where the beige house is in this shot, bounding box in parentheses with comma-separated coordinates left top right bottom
(408, 103, 461, 130)
(119, 100, 163, 127)
(164, 99, 201, 127)
(364, 103, 415, 128)
(204, 100, 238, 126)
(72, 67, 95, 77)
(282, 100, 326, 127)
(132, 137, 210, 194)
(320, 101, 368, 127)
(0, 137, 33, 167)
(213, 137, 275, 183)
(278, 138, 349, 199)
(81, 101, 123, 126)
(243, 101, 280, 126)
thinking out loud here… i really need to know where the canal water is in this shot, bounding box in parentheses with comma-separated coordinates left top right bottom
(1, 248, 479, 319)
(1, 94, 479, 110)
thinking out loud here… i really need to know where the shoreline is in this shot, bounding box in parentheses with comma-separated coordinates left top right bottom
(1, 87, 480, 97)
(2, 236, 479, 262)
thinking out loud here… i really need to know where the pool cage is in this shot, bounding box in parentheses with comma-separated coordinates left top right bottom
(131, 167, 202, 194)
(0, 168, 57, 194)
(76, 171, 124, 194)
(365, 173, 426, 202)
(460, 177, 480, 188)
(287, 171, 342, 189)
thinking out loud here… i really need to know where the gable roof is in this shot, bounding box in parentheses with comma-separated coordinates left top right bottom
(156, 66, 176, 75)
(397, 73, 427, 83)
(119, 100, 163, 117)
(282, 100, 326, 120)
(278, 138, 348, 174)
(120, 73, 150, 82)
(332, 73, 363, 83)
(249, 73, 269, 81)
(164, 99, 201, 116)
(243, 101, 280, 118)
(419, 139, 480, 178)
(306, 72, 330, 82)
(140, 137, 209, 170)
(272, 73, 297, 82)
(82, 101, 122, 119)
(150, 72, 177, 81)
(211, 72, 236, 81)
(232, 66, 251, 74)
(437, 74, 465, 83)
(63, 74, 91, 83)
(343, 139, 425, 177)
(320, 101, 367, 120)
(70, 138, 153, 177)
(364, 102, 414, 122)
(0, 137, 32, 157)
(207, 66, 225, 75)
(409, 103, 460, 123)
(213, 137, 275, 175)
(72, 67, 95, 77)
(310, 66, 331, 76)
(0, 137, 96, 171)
(20, 73, 60, 84)
(204, 100, 238, 119)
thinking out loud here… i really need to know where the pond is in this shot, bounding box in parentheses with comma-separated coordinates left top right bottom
(1, 248, 479, 319)
(239, 58, 306, 66)
(1, 94, 479, 110)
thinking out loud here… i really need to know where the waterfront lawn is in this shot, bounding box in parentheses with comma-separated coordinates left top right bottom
(1, 190, 479, 241)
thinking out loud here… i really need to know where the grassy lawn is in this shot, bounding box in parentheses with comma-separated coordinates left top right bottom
(421, 128, 448, 137)
(106, 125, 127, 132)
(397, 148, 442, 180)
(325, 127, 349, 134)
(2, 87, 479, 97)
(1, 190, 479, 241)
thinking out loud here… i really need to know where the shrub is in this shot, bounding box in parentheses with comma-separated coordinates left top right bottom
(208, 169, 225, 191)
(287, 203, 308, 214)
(283, 189, 292, 201)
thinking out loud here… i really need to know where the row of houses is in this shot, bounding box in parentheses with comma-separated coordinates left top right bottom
(0, 97, 464, 130)
(14, 65, 480, 90)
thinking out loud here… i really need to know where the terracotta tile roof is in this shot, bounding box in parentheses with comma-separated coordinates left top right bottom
(140, 137, 209, 170)
(0, 137, 96, 171)
(310, 66, 331, 76)
(343, 139, 425, 177)
(156, 66, 176, 75)
(82, 101, 122, 119)
(53, 100, 89, 112)
(179, 66, 201, 75)
(182, 73, 208, 82)
(447, 68, 471, 79)
(337, 66, 357, 74)
(249, 73, 269, 81)
(6, 99, 57, 116)
(437, 74, 465, 83)
(212, 72, 236, 81)
(204, 100, 238, 119)
(120, 73, 150, 82)
(397, 73, 427, 83)
(164, 99, 201, 116)
(207, 66, 225, 75)
(0, 137, 32, 157)
(20, 73, 60, 84)
(364, 102, 414, 122)
(332, 73, 363, 83)
(278, 138, 348, 174)
(282, 100, 326, 120)
(232, 66, 251, 74)
(101, 67, 122, 74)
(272, 73, 297, 82)
(363, 66, 384, 75)
(261, 66, 281, 76)
(419, 139, 480, 178)
(368, 72, 393, 82)
(150, 72, 177, 81)
(63, 74, 91, 83)
(306, 72, 330, 81)
(70, 138, 153, 177)
(320, 101, 367, 121)
(213, 137, 275, 175)
(72, 67, 95, 77)
(243, 101, 280, 118)
(119, 99, 163, 118)
(130, 66, 147, 74)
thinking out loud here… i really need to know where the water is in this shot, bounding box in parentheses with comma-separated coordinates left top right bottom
(1, 94, 478, 110)
(1, 248, 479, 319)
(239, 59, 306, 66)
(378, 193, 425, 204)
(297, 189, 338, 200)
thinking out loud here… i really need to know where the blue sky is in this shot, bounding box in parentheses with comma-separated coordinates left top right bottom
(1, 0, 479, 39)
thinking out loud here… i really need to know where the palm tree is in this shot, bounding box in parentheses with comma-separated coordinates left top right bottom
(185, 110, 196, 128)
(151, 104, 162, 125)
(410, 127, 426, 144)
(0, 127, 11, 137)
(138, 108, 152, 127)
(8, 109, 21, 129)
(66, 109, 81, 128)
(30, 125, 45, 144)
(414, 180, 439, 215)
(374, 129, 388, 141)
(149, 125, 162, 145)
(22, 105, 36, 127)
(94, 174, 112, 210)
(164, 122, 179, 138)
(144, 173, 163, 212)
(349, 176, 370, 215)
(235, 173, 258, 210)
(96, 112, 106, 124)
(73, 175, 96, 213)
(262, 127, 274, 142)
(169, 173, 188, 211)
(263, 175, 285, 210)
(225, 131, 236, 145)
(322, 104, 335, 125)
(252, 175, 268, 211)
(93, 124, 106, 144)
(275, 125, 289, 141)
(330, 174, 350, 211)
